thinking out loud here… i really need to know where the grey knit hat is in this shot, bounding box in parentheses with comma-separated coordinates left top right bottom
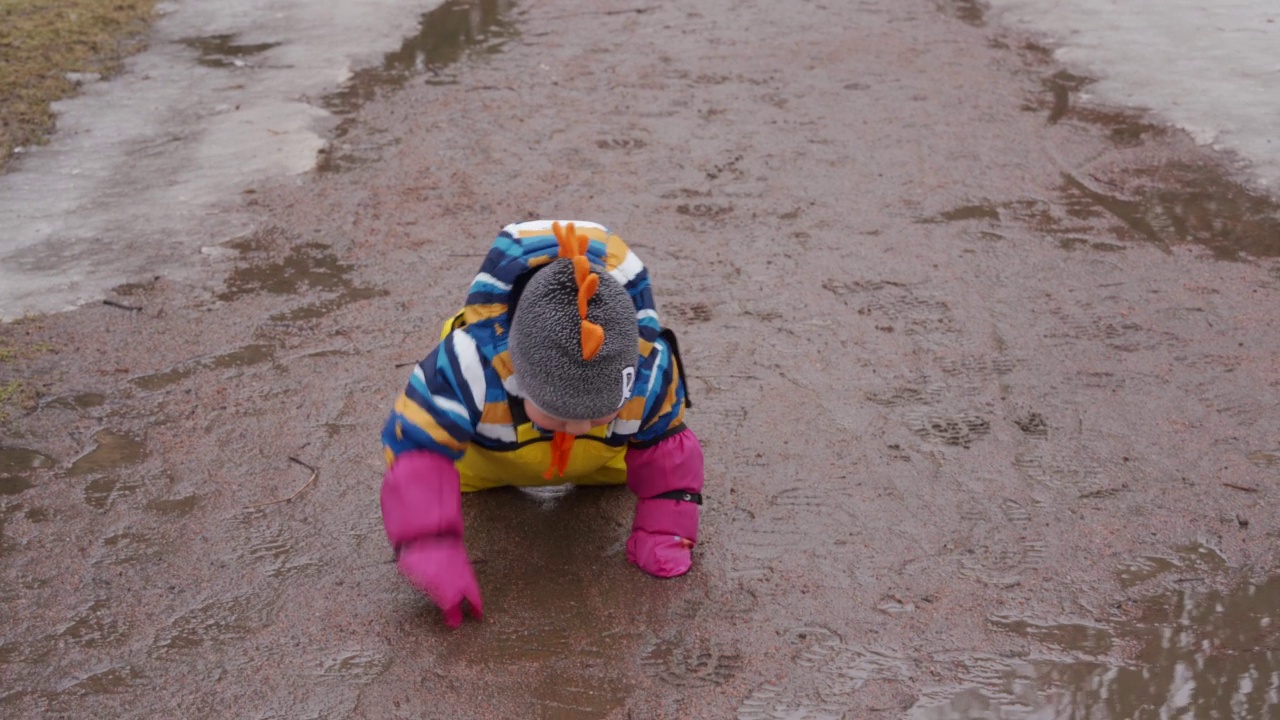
(509, 257, 639, 420)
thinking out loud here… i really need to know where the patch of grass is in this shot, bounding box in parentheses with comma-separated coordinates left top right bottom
(0, 379, 38, 422)
(0, 0, 159, 172)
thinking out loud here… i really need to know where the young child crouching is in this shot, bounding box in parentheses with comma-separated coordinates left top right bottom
(380, 221, 704, 627)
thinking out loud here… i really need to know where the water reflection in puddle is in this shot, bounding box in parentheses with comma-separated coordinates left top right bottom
(0, 447, 55, 496)
(131, 343, 275, 391)
(1117, 542, 1227, 590)
(212, 230, 387, 320)
(921, 161, 1280, 260)
(144, 493, 202, 517)
(67, 431, 145, 477)
(319, 0, 520, 171)
(913, 578, 1280, 719)
(178, 34, 281, 69)
(43, 393, 106, 411)
(218, 237, 353, 301)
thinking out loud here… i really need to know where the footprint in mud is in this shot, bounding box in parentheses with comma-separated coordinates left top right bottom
(1013, 446, 1107, 497)
(153, 592, 278, 651)
(235, 516, 321, 579)
(835, 282, 956, 338)
(737, 626, 914, 719)
(1013, 411, 1049, 439)
(640, 636, 743, 688)
(953, 498, 1046, 588)
(906, 411, 990, 448)
(595, 137, 647, 150)
(864, 379, 946, 407)
(728, 488, 859, 581)
(1197, 389, 1272, 427)
(1046, 306, 1145, 347)
(938, 354, 1016, 396)
(820, 278, 905, 297)
(676, 203, 734, 219)
(667, 302, 715, 324)
(67, 430, 146, 477)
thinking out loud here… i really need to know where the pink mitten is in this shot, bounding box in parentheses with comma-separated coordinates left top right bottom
(627, 498, 699, 577)
(397, 538, 483, 628)
(625, 428, 704, 578)
(381, 450, 483, 627)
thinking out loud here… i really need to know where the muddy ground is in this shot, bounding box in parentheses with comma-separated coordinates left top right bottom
(4, 0, 1280, 718)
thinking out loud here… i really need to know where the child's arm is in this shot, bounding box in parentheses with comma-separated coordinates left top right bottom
(380, 335, 485, 626)
(624, 336, 704, 578)
(626, 428, 704, 577)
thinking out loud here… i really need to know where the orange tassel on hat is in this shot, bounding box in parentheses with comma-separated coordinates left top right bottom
(541, 222, 606, 479)
(544, 431, 577, 480)
(554, 222, 605, 361)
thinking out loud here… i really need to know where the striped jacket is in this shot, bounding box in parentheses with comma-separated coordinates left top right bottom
(382, 220, 688, 464)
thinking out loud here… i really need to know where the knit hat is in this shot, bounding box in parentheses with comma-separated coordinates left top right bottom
(508, 222, 640, 421)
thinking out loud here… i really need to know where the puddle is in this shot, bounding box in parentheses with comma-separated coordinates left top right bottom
(83, 475, 144, 510)
(988, 616, 1113, 656)
(61, 599, 126, 647)
(1, 447, 55, 496)
(145, 493, 201, 517)
(914, 577, 1280, 719)
(921, 163, 1280, 260)
(43, 393, 106, 411)
(218, 236, 354, 301)
(131, 343, 275, 391)
(212, 231, 386, 319)
(67, 431, 146, 477)
(529, 676, 632, 720)
(319, 0, 520, 170)
(1117, 542, 1228, 589)
(178, 34, 281, 69)
(98, 530, 157, 566)
(60, 664, 146, 695)
(268, 286, 390, 322)
(327, 0, 518, 110)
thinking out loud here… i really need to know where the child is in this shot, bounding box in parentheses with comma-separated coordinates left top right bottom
(380, 220, 704, 628)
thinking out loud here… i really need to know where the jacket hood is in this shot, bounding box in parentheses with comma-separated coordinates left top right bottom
(460, 220, 661, 363)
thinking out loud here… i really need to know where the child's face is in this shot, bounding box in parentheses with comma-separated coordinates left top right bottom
(525, 401, 619, 436)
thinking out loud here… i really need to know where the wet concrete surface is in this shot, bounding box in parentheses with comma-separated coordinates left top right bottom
(4, 0, 1280, 717)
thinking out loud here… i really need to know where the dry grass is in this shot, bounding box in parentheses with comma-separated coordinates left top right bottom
(0, 0, 159, 172)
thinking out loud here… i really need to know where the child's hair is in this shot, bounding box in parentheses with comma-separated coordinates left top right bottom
(508, 223, 639, 420)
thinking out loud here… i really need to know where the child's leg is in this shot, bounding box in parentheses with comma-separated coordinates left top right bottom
(459, 472, 508, 493)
